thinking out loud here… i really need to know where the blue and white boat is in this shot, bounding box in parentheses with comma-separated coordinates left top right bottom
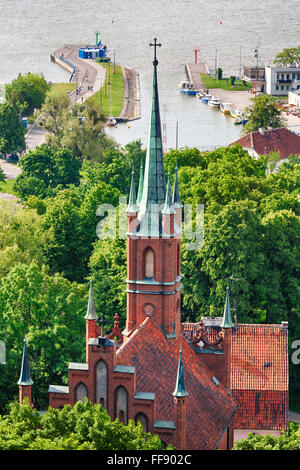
(179, 80, 198, 95)
(201, 93, 212, 103)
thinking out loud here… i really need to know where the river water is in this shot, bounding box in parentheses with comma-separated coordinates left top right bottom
(0, 0, 299, 149)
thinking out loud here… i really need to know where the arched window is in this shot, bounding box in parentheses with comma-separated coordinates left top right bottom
(76, 383, 88, 402)
(144, 248, 154, 279)
(135, 413, 148, 432)
(96, 360, 107, 408)
(177, 243, 180, 277)
(116, 386, 128, 424)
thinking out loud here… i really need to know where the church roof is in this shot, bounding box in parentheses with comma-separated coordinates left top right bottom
(116, 317, 238, 450)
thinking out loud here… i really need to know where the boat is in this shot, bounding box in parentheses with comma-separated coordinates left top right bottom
(196, 90, 206, 99)
(220, 102, 232, 114)
(208, 96, 220, 108)
(179, 80, 198, 95)
(201, 93, 212, 103)
(233, 112, 249, 125)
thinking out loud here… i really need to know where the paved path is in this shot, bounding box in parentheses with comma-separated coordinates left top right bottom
(26, 122, 47, 152)
(0, 160, 21, 179)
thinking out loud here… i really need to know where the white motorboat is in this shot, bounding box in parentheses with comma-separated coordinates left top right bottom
(220, 102, 232, 114)
(208, 96, 221, 108)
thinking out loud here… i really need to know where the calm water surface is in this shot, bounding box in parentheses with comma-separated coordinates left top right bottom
(0, 0, 299, 148)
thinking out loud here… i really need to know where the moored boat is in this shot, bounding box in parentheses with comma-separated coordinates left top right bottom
(201, 93, 212, 103)
(220, 102, 232, 114)
(208, 96, 220, 108)
(179, 80, 198, 95)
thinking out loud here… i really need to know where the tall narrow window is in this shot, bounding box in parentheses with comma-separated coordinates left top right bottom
(145, 248, 154, 279)
(135, 413, 148, 432)
(96, 360, 107, 408)
(76, 383, 88, 402)
(116, 386, 128, 424)
(177, 243, 180, 277)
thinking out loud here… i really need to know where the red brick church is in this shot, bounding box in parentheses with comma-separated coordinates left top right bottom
(18, 40, 289, 450)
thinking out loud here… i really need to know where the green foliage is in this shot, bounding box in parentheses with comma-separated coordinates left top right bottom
(42, 97, 115, 162)
(5, 73, 50, 117)
(0, 399, 169, 450)
(273, 45, 300, 67)
(0, 103, 26, 154)
(233, 422, 300, 450)
(14, 144, 82, 200)
(0, 263, 86, 411)
(242, 94, 286, 135)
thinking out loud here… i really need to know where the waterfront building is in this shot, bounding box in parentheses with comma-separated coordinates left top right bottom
(265, 65, 300, 96)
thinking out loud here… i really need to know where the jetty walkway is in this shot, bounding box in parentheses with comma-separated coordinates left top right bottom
(51, 44, 140, 121)
(185, 63, 210, 91)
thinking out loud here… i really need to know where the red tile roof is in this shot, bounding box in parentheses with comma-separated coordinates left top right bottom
(116, 317, 238, 450)
(231, 127, 300, 159)
(183, 322, 289, 431)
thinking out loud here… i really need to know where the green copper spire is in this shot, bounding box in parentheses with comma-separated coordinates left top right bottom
(172, 162, 182, 208)
(17, 338, 33, 386)
(126, 166, 139, 213)
(137, 160, 144, 206)
(220, 286, 234, 328)
(85, 278, 98, 320)
(162, 171, 175, 215)
(139, 39, 166, 223)
(172, 348, 188, 397)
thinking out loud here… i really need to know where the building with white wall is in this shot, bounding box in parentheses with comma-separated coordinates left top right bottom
(265, 66, 300, 96)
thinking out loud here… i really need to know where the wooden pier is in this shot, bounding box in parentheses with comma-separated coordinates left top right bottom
(185, 62, 210, 91)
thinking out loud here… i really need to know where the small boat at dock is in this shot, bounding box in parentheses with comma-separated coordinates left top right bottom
(208, 96, 220, 108)
(220, 102, 232, 114)
(201, 93, 212, 103)
(179, 80, 198, 95)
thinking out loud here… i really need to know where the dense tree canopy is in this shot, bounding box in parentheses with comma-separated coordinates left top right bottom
(0, 399, 169, 450)
(242, 94, 286, 135)
(5, 73, 50, 117)
(0, 103, 26, 154)
(273, 45, 300, 67)
(233, 423, 300, 450)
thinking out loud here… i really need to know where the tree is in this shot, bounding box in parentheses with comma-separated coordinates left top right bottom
(0, 400, 170, 450)
(0, 262, 86, 411)
(42, 98, 115, 162)
(5, 73, 50, 117)
(0, 103, 25, 154)
(14, 144, 82, 200)
(273, 45, 300, 67)
(242, 94, 286, 135)
(233, 422, 300, 450)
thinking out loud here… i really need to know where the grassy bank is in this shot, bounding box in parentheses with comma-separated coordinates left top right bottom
(200, 73, 252, 91)
(86, 63, 124, 117)
(47, 82, 76, 99)
(0, 178, 17, 196)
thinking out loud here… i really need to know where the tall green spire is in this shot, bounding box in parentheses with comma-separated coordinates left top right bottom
(172, 348, 188, 397)
(17, 338, 33, 386)
(162, 171, 175, 215)
(220, 286, 234, 328)
(85, 278, 98, 320)
(126, 166, 139, 213)
(137, 159, 144, 206)
(139, 39, 166, 224)
(172, 162, 182, 208)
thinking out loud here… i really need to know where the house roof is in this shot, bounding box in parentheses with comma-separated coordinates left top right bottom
(116, 317, 238, 450)
(230, 127, 300, 159)
(183, 321, 289, 430)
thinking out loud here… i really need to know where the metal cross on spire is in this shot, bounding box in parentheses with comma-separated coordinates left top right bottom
(149, 37, 161, 66)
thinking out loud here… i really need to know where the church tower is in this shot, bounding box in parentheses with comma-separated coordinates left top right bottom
(124, 39, 182, 341)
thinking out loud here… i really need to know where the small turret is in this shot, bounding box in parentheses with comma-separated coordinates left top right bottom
(172, 347, 188, 449)
(220, 286, 234, 329)
(85, 278, 98, 361)
(136, 160, 144, 206)
(126, 166, 139, 214)
(18, 338, 33, 405)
